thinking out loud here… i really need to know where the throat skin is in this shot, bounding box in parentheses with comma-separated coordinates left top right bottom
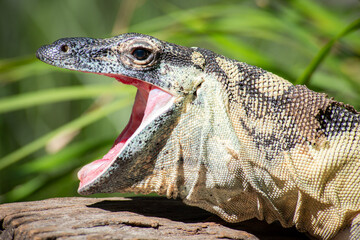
(36, 33, 360, 240)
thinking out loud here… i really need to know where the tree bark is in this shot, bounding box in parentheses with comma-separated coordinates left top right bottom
(0, 197, 307, 239)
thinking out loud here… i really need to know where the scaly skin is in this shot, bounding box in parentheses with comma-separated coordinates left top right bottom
(36, 33, 360, 239)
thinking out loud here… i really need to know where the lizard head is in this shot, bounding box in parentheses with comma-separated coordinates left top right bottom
(36, 33, 205, 195)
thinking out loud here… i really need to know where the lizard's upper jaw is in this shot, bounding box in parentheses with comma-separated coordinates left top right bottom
(77, 73, 175, 193)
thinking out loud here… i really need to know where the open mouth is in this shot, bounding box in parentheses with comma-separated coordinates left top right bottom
(77, 74, 175, 191)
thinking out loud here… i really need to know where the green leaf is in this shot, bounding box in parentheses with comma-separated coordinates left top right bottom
(0, 84, 135, 113)
(0, 98, 131, 171)
(296, 18, 360, 85)
(2, 139, 112, 202)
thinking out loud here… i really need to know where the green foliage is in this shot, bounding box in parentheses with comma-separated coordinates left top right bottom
(0, 0, 359, 203)
(296, 17, 360, 85)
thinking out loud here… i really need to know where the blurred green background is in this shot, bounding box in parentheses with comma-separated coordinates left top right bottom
(0, 0, 359, 204)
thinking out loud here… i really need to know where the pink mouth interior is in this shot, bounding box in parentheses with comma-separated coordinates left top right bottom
(77, 74, 174, 190)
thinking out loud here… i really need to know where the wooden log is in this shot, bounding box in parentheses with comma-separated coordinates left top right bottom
(0, 197, 307, 239)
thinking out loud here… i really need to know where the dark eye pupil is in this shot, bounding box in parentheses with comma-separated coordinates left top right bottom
(132, 48, 150, 60)
(60, 44, 69, 52)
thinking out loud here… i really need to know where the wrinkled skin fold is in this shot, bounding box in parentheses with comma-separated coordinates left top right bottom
(37, 33, 360, 240)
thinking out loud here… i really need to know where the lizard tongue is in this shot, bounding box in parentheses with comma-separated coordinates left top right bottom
(77, 84, 174, 189)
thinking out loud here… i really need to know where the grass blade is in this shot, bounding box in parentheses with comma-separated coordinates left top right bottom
(0, 84, 135, 113)
(0, 99, 130, 171)
(296, 18, 360, 85)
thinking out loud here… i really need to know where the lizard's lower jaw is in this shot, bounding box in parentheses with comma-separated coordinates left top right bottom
(77, 75, 175, 191)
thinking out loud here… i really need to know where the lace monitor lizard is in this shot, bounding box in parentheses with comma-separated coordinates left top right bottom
(36, 33, 360, 239)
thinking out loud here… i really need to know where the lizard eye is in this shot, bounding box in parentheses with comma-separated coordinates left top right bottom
(131, 48, 151, 61)
(120, 38, 161, 69)
(60, 44, 70, 53)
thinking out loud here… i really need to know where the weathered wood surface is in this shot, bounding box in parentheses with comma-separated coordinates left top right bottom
(0, 197, 308, 240)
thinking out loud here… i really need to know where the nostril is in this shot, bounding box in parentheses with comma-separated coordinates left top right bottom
(60, 44, 70, 53)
